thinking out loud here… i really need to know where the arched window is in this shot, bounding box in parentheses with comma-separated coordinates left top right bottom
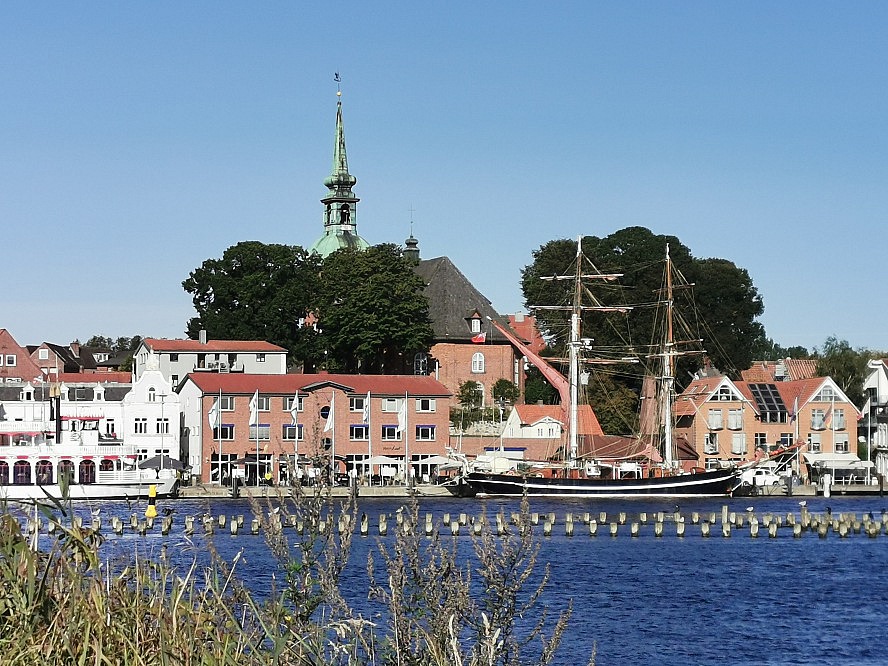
(471, 352, 485, 374)
(99, 459, 116, 472)
(59, 460, 75, 485)
(36, 460, 53, 485)
(13, 461, 31, 485)
(0, 462, 9, 485)
(79, 460, 96, 484)
(147, 388, 156, 403)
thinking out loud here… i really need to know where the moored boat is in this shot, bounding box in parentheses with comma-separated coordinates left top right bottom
(464, 237, 742, 498)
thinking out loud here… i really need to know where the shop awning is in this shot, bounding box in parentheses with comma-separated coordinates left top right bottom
(803, 452, 874, 469)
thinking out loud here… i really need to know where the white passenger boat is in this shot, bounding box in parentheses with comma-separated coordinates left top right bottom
(0, 420, 178, 503)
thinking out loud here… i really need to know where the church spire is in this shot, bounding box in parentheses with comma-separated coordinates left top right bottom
(310, 74, 370, 258)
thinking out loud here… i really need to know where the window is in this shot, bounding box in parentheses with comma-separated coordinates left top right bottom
(134, 418, 148, 434)
(707, 409, 723, 430)
(755, 433, 767, 449)
(285, 395, 303, 412)
(282, 424, 304, 441)
(257, 396, 270, 411)
(731, 433, 746, 455)
(471, 318, 481, 333)
(472, 352, 485, 374)
(712, 386, 733, 401)
(147, 388, 156, 403)
(171, 374, 179, 386)
(834, 435, 849, 453)
(220, 396, 234, 411)
(156, 418, 169, 434)
(350, 396, 366, 413)
(416, 398, 436, 413)
(727, 409, 743, 430)
(704, 432, 718, 454)
(248, 424, 271, 440)
(834, 409, 846, 430)
(170, 354, 179, 362)
(811, 409, 826, 430)
(214, 424, 235, 441)
(382, 398, 402, 413)
(256, 353, 266, 362)
(416, 425, 436, 441)
(106, 419, 116, 436)
(5, 355, 16, 367)
(813, 387, 839, 402)
(38, 348, 49, 360)
(808, 434, 821, 453)
(381, 425, 400, 441)
(350, 425, 369, 441)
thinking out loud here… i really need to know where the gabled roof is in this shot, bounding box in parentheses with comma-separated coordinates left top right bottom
(142, 338, 287, 353)
(414, 257, 509, 343)
(512, 403, 603, 437)
(674, 376, 738, 417)
(182, 373, 451, 397)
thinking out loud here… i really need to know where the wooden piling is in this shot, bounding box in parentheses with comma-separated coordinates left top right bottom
(609, 522, 618, 537)
(379, 515, 387, 536)
(654, 522, 663, 538)
(631, 522, 640, 537)
(589, 520, 598, 537)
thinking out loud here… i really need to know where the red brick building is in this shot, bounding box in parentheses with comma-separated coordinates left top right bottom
(178, 373, 451, 485)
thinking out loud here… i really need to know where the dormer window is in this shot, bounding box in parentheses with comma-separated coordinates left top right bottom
(470, 318, 481, 334)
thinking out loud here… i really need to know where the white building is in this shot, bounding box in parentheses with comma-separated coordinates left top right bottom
(133, 331, 288, 386)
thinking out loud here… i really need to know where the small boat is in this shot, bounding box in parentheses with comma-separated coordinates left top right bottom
(465, 237, 740, 498)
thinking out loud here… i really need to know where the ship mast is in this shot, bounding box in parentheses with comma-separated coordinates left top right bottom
(661, 244, 676, 468)
(568, 236, 582, 466)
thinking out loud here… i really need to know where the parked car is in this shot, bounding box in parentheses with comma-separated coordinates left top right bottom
(740, 467, 782, 487)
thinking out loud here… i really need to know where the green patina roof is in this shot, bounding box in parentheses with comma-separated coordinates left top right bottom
(310, 95, 370, 258)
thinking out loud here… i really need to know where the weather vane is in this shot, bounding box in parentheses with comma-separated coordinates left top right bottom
(334, 71, 341, 97)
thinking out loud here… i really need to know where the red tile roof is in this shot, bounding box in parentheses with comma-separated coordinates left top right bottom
(44, 372, 132, 384)
(741, 359, 817, 382)
(182, 373, 451, 397)
(144, 338, 286, 353)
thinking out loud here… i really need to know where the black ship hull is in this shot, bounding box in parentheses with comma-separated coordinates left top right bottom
(466, 468, 739, 498)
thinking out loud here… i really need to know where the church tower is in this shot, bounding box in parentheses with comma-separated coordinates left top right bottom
(309, 88, 370, 257)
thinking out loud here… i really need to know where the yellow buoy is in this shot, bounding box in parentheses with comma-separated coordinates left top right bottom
(145, 485, 158, 519)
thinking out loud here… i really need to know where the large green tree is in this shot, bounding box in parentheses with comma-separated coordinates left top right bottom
(182, 241, 322, 366)
(315, 244, 433, 373)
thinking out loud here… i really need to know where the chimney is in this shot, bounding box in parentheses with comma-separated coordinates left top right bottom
(199, 329, 207, 345)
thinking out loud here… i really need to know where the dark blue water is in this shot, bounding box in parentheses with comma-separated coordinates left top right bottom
(18, 494, 888, 665)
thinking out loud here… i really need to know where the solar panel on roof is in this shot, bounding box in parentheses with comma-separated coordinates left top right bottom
(748, 383, 787, 416)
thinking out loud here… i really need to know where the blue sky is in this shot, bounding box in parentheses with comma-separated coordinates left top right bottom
(2, 3, 886, 353)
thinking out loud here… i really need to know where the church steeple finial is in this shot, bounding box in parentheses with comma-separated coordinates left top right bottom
(309, 73, 370, 258)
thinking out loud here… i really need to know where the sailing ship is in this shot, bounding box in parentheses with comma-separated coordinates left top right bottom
(464, 237, 741, 498)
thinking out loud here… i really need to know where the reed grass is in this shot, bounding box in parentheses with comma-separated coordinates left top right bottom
(0, 487, 590, 665)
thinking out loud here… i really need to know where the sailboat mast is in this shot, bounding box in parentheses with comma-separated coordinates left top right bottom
(568, 236, 582, 466)
(662, 244, 676, 468)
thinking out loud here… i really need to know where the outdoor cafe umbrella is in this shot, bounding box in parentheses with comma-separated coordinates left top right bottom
(138, 455, 186, 471)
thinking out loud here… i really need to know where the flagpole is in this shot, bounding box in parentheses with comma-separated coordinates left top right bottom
(218, 388, 223, 485)
(405, 390, 411, 490)
(256, 390, 260, 488)
(367, 391, 372, 485)
(331, 391, 336, 486)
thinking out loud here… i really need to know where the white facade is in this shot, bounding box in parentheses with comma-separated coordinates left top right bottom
(177, 378, 208, 480)
(501, 409, 563, 439)
(133, 340, 288, 385)
(121, 369, 181, 458)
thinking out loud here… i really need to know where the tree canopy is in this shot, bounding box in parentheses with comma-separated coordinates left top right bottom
(314, 244, 433, 373)
(183, 241, 322, 366)
(182, 241, 432, 373)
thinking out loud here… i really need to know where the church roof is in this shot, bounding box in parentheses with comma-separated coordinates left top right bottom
(414, 257, 509, 343)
